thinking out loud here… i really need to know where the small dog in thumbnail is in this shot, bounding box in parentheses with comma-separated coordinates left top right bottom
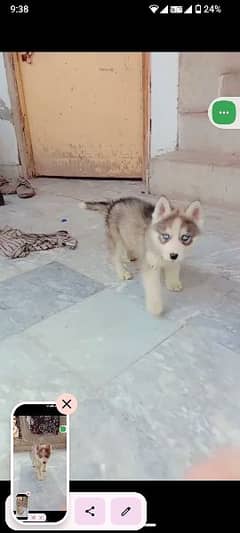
(31, 443, 52, 481)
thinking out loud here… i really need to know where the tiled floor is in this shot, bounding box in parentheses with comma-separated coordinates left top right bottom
(13, 450, 67, 511)
(0, 178, 240, 480)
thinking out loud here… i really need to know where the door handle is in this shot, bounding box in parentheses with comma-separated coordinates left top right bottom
(21, 52, 33, 64)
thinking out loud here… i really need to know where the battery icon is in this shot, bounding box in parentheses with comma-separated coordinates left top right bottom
(170, 5, 183, 13)
(195, 4, 201, 13)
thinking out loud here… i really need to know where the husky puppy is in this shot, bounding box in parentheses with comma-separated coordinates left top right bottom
(80, 196, 203, 315)
(31, 444, 52, 481)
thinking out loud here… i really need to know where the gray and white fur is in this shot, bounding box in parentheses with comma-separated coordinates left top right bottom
(79, 196, 203, 315)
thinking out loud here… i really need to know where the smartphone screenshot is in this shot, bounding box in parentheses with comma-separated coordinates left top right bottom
(16, 494, 29, 519)
(11, 403, 68, 524)
(0, 2, 239, 531)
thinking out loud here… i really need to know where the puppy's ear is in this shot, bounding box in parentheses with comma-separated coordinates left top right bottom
(184, 200, 203, 230)
(152, 196, 172, 224)
(46, 444, 52, 455)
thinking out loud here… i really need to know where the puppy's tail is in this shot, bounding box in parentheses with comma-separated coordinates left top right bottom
(79, 200, 111, 214)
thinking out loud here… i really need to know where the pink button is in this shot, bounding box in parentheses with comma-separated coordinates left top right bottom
(56, 393, 78, 415)
(75, 497, 106, 526)
(111, 497, 142, 526)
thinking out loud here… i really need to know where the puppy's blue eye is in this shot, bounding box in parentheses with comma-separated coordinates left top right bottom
(181, 233, 192, 244)
(160, 233, 170, 242)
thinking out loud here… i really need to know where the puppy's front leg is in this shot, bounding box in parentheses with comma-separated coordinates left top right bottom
(112, 242, 133, 281)
(36, 467, 42, 481)
(142, 264, 163, 316)
(164, 261, 182, 291)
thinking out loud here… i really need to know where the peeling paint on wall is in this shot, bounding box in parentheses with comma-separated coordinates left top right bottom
(0, 53, 19, 167)
(0, 98, 13, 123)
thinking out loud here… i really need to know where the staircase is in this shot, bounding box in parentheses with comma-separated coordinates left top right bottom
(151, 149, 240, 208)
(151, 54, 240, 209)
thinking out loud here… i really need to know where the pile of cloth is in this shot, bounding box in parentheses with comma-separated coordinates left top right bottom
(0, 226, 78, 259)
(0, 176, 78, 258)
(0, 176, 35, 199)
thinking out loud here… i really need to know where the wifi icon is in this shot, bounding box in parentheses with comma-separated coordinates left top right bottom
(149, 4, 159, 13)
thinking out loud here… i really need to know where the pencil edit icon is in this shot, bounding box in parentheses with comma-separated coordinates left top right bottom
(121, 506, 131, 517)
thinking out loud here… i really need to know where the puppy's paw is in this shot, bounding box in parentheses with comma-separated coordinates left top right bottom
(166, 280, 183, 292)
(146, 298, 163, 316)
(119, 270, 133, 281)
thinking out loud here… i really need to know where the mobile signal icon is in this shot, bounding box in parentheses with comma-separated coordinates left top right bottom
(160, 5, 169, 13)
(184, 5, 193, 13)
(149, 4, 159, 13)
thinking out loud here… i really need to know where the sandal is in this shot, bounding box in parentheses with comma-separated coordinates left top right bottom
(0, 182, 18, 194)
(0, 177, 8, 188)
(0, 177, 16, 194)
(16, 178, 35, 199)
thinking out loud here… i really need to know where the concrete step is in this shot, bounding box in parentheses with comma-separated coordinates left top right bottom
(151, 150, 240, 208)
(179, 113, 240, 154)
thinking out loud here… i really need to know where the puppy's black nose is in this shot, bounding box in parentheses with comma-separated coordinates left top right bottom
(43, 461, 46, 464)
(170, 253, 178, 260)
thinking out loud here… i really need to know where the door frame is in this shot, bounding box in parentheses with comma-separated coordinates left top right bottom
(4, 53, 35, 178)
(142, 52, 151, 191)
(4, 52, 151, 184)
